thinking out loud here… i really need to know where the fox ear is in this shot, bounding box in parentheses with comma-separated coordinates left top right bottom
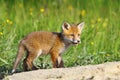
(77, 22, 85, 31)
(62, 22, 71, 30)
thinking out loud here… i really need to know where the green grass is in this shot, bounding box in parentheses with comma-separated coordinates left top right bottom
(0, 0, 120, 78)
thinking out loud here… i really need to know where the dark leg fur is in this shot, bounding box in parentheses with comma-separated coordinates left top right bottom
(56, 59, 64, 68)
(23, 52, 38, 71)
(23, 59, 38, 71)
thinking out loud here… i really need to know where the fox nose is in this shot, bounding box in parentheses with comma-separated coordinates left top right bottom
(73, 40, 81, 44)
(77, 40, 81, 43)
(77, 40, 81, 44)
(77, 40, 80, 43)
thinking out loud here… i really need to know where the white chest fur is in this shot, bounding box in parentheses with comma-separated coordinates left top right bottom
(59, 47, 66, 54)
(59, 43, 70, 54)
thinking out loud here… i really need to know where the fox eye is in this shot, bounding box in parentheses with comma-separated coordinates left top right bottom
(70, 34, 74, 36)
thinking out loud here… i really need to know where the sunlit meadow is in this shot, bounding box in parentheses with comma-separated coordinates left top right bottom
(0, 0, 120, 78)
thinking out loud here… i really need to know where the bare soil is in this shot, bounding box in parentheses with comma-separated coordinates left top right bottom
(5, 61, 120, 80)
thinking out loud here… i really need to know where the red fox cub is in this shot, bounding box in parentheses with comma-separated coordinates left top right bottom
(12, 22, 84, 73)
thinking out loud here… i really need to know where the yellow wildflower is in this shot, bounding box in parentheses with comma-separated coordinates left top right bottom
(91, 42, 94, 45)
(81, 9, 86, 17)
(6, 19, 13, 25)
(103, 22, 107, 28)
(68, 5, 73, 11)
(19, 3, 23, 8)
(0, 32, 3, 36)
(91, 24, 95, 28)
(9, 21, 13, 25)
(40, 8, 44, 13)
(6, 19, 10, 23)
(97, 17, 102, 22)
(30, 12, 33, 16)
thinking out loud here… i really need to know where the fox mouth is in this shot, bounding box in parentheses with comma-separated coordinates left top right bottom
(72, 42, 79, 45)
(71, 40, 81, 45)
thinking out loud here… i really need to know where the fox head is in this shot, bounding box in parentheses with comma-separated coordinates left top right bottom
(62, 22, 84, 45)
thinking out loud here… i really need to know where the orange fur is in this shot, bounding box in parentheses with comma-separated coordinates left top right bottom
(12, 22, 84, 73)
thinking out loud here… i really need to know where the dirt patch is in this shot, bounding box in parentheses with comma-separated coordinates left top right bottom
(5, 62, 120, 80)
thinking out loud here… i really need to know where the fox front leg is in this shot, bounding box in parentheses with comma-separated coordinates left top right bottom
(51, 53, 64, 68)
(56, 56, 64, 68)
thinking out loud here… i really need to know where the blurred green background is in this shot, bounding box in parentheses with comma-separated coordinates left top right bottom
(0, 0, 120, 78)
